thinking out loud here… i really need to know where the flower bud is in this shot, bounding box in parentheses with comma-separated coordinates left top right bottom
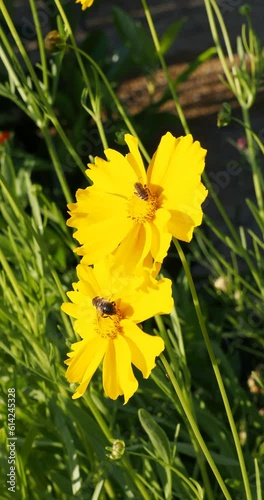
(44, 30, 65, 53)
(115, 129, 128, 146)
(239, 4, 251, 16)
(217, 102, 232, 127)
(106, 440, 126, 460)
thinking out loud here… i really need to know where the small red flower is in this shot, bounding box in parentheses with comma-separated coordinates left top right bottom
(0, 131, 11, 145)
(236, 137, 247, 151)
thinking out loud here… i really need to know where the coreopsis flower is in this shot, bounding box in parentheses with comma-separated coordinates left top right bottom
(67, 133, 207, 272)
(62, 259, 172, 403)
(76, 0, 94, 9)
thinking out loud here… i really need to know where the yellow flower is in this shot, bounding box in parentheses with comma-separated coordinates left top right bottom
(67, 133, 207, 271)
(62, 259, 172, 403)
(76, 0, 94, 10)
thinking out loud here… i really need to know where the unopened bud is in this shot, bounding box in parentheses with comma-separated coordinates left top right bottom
(239, 4, 251, 16)
(44, 30, 65, 53)
(217, 102, 232, 127)
(106, 439, 125, 460)
(115, 130, 128, 146)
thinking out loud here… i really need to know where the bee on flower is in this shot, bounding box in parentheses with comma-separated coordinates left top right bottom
(62, 258, 173, 403)
(67, 133, 208, 272)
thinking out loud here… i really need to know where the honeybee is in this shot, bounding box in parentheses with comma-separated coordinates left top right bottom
(92, 296, 116, 317)
(134, 182, 149, 201)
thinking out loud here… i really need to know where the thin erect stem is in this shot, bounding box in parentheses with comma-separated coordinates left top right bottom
(141, 0, 190, 135)
(173, 238, 253, 500)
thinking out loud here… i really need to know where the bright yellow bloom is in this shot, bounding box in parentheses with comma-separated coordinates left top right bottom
(62, 259, 172, 403)
(76, 0, 94, 10)
(67, 133, 207, 272)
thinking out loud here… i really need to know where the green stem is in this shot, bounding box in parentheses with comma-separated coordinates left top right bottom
(66, 44, 150, 162)
(0, 170, 73, 338)
(254, 458, 262, 500)
(141, 0, 189, 135)
(121, 457, 151, 500)
(198, 223, 263, 299)
(160, 354, 232, 499)
(203, 0, 237, 95)
(81, 88, 109, 150)
(47, 114, 86, 175)
(95, 111, 108, 150)
(49, 266, 75, 340)
(231, 117, 264, 155)
(54, 0, 90, 90)
(0, 2, 85, 175)
(173, 238, 252, 500)
(241, 107, 264, 217)
(41, 127, 72, 204)
(28, 0, 48, 92)
(0, 29, 43, 124)
(54, 0, 109, 150)
(203, 174, 263, 296)
(0, 44, 27, 103)
(0, 25, 25, 82)
(0, 0, 45, 98)
(86, 391, 113, 442)
(0, 248, 36, 334)
(155, 316, 214, 500)
(209, 0, 242, 99)
(86, 391, 150, 500)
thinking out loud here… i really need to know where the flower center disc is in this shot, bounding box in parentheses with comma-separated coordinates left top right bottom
(128, 183, 157, 223)
(97, 313, 122, 339)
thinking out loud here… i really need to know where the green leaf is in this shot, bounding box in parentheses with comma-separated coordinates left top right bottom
(112, 6, 157, 73)
(160, 18, 187, 56)
(246, 199, 264, 232)
(51, 400, 82, 496)
(139, 409, 173, 498)
(138, 409, 171, 464)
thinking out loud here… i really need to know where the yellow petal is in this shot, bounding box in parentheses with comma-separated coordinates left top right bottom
(158, 136, 207, 207)
(76, 0, 94, 9)
(113, 223, 152, 273)
(168, 209, 201, 242)
(75, 264, 101, 298)
(68, 187, 127, 227)
(87, 148, 137, 198)
(87, 256, 136, 298)
(103, 336, 138, 404)
(61, 300, 79, 318)
(65, 336, 107, 399)
(62, 295, 96, 337)
(147, 132, 182, 192)
(151, 207, 172, 262)
(147, 133, 207, 242)
(122, 320, 164, 378)
(102, 341, 122, 400)
(70, 192, 134, 263)
(62, 287, 97, 339)
(120, 277, 173, 323)
(73, 314, 98, 339)
(124, 134, 147, 183)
